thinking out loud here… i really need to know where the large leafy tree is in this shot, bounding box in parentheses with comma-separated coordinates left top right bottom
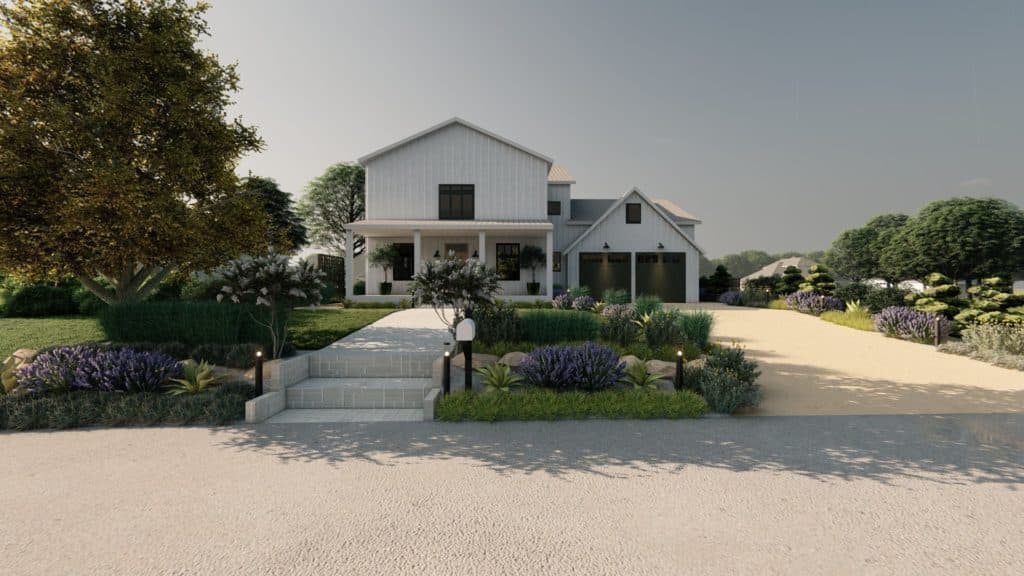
(240, 175, 307, 252)
(297, 162, 366, 257)
(0, 0, 266, 304)
(826, 214, 908, 282)
(880, 198, 1024, 283)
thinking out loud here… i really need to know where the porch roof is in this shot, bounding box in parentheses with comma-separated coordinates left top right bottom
(346, 219, 553, 234)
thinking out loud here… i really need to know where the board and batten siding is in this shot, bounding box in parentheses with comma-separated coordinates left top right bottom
(364, 123, 549, 221)
(565, 191, 700, 302)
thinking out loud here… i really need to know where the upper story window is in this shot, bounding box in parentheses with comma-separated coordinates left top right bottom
(626, 203, 642, 224)
(439, 184, 474, 220)
(547, 201, 561, 216)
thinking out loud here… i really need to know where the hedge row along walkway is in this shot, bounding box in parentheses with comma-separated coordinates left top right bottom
(674, 304, 1024, 416)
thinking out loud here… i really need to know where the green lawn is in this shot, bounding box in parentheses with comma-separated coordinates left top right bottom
(0, 308, 394, 358)
(0, 316, 105, 358)
(287, 308, 394, 349)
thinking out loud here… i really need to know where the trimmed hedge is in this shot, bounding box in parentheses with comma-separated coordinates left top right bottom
(436, 388, 707, 421)
(3, 284, 77, 317)
(99, 301, 278, 350)
(518, 309, 600, 343)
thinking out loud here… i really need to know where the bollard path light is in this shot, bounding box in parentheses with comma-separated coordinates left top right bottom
(254, 350, 264, 396)
(442, 350, 452, 396)
(674, 349, 684, 390)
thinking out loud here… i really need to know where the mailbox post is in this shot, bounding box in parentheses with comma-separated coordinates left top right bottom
(455, 315, 477, 393)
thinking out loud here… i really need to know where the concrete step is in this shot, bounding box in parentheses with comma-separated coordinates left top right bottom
(308, 351, 436, 379)
(266, 408, 425, 424)
(285, 377, 435, 409)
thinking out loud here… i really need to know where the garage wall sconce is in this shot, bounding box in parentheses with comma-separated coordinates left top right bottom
(657, 242, 664, 249)
(602, 242, 610, 250)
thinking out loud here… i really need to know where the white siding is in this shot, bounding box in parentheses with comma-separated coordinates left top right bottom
(365, 123, 549, 221)
(565, 191, 700, 302)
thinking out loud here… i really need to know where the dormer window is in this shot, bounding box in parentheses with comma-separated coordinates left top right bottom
(626, 203, 641, 224)
(439, 184, 474, 220)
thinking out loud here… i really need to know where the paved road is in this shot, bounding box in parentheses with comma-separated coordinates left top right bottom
(4, 414, 1022, 575)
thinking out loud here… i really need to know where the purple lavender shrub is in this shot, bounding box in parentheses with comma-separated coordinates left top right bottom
(517, 343, 625, 391)
(15, 346, 183, 394)
(873, 306, 950, 343)
(785, 291, 845, 315)
(718, 291, 743, 306)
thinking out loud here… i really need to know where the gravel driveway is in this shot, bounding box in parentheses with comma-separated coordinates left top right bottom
(3, 415, 1022, 575)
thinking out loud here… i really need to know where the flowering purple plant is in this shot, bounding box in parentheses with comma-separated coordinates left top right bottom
(785, 291, 845, 315)
(873, 306, 949, 343)
(16, 346, 182, 394)
(718, 291, 743, 306)
(572, 295, 596, 311)
(517, 343, 624, 391)
(552, 293, 573, 310)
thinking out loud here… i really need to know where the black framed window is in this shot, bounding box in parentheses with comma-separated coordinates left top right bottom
(552, 251, 562, 272)
(547, 201, 561, 216)
(626, 203, 642, 224)
(439, 184, 475, 220)
(496, 243, 520, 281)
(393, 243, 415, 281)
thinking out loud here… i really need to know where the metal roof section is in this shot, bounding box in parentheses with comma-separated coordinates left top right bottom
(346, 219, 554, 233)
(547, 164, 576, 184)
(358, 117, 554, 166)
(652, 198, 701, 223)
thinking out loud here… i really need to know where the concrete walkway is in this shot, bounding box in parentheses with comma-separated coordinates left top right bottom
(2, 414, 1022, 575)
(323, 307, 450, 354)
(675, 304, 1024, 416)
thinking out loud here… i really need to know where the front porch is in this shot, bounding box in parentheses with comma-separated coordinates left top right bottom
(344, 220, 554, 301)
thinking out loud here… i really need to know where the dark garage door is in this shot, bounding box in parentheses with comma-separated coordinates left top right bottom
(636, 252, 686, 302)
(579, 252, 631, 298)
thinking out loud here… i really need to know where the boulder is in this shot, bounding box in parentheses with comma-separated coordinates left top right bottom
(2, 348, 37, 394)
(451, 353, 498, 371)
(498, 351, 528, 368)
(619, 355, 644, 369)
(10, 348, 37, 363)
(645, 359, 676, 380)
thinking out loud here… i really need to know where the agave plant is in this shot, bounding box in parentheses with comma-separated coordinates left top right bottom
(474, 362, 523, 393)
(166, 360, 221, 396)
(619, 361, 663, 390)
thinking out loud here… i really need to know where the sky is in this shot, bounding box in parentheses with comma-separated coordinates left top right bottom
(201, 0, 1023, 258)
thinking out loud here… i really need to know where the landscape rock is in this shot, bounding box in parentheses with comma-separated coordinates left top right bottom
(619, 355, 644, 369)
(645, 359, 676, 379)
(498, 351, 528, 368)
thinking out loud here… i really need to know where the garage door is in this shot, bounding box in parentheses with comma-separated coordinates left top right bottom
(578, 252, 631, 298)
(636, 252, 686, 302)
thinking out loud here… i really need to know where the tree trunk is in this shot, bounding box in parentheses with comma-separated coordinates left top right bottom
(76, 265, 170, 305)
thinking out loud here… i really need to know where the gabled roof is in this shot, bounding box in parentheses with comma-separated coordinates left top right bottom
(562, 187, 705, 255)
(548, 164, 575, 184)
(358, 117, 554, 165)
(740, 257, 815, 283)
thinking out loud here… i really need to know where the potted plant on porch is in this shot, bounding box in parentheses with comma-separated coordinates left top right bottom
(519, 245, 546, 296)
(369, 243, 401, 295)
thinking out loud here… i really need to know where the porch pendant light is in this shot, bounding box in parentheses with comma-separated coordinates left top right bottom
(471, 249, 479, 259)
(433, 250, 441, 258)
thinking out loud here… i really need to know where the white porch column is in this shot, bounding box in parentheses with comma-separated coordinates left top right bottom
(413, 229, 422, 275)
(344, 229, 354, 299)
(478, 231, 487, 264)
(545, 230, 554, 297)
(630, 251, 637, 301)
(364, 237, 371, 293)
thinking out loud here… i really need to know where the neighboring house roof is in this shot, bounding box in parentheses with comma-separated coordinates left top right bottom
(740, 257, 815, 286)
(562, 187, 705, 255)
(548, 164, 575, 184)
(652, 198, 701, 223)
(358, 117, 554, 166)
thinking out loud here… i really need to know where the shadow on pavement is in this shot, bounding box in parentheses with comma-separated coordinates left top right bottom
(217, 413, 1024, 486)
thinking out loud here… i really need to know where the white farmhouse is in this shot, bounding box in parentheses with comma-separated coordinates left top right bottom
(345, 118, 703, 302)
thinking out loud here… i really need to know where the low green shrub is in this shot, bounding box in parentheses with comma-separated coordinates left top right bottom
(820, 309, 875, 331)
(602, 288, 630, 305)
(518, 309, 600, 343)
(864, 286, 909, 313)
(638, 309, 713, 349)
(475, 300, 522, 344)
(599, 304, 638, 345)
(436, 388, 707, 421)
(677, 310, 714, 349)
(699, 368, 762, 414)
(834, 283, 871, 304)
(703, 345, 761, 388)
(768, 298, 789, 310)
(962, 323, 1024, 356)
(634, 295, 663, 317)
(937, 341, 1024, 371)
(3, 284, 77, 317)
(191, 343, 263, 369)
(99, 301, 276, 350)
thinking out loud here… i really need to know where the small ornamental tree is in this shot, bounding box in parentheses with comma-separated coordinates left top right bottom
(778, 266, 805, 295)
(798, 264, 837, 295)
(954, 277, 1024, 325)
(408, 256, 501, 339)
(705, 265, 734, 300)
(217, 252, 324, 359)
(905, 272, 966, 321)
(519, 245, 546, 295)
(369, 243, 402, 294)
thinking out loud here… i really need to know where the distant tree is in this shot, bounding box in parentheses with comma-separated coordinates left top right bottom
(240, 176, 307, 252)
(825, 214, 908, 282)
(705, 265, 734, 299)
(880, 198, 1024, 283)
(778, 266, 805, 295)
(719, 251, 775, 278)
(0, 0, 266, 304)
(297, 162, 366, 257)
